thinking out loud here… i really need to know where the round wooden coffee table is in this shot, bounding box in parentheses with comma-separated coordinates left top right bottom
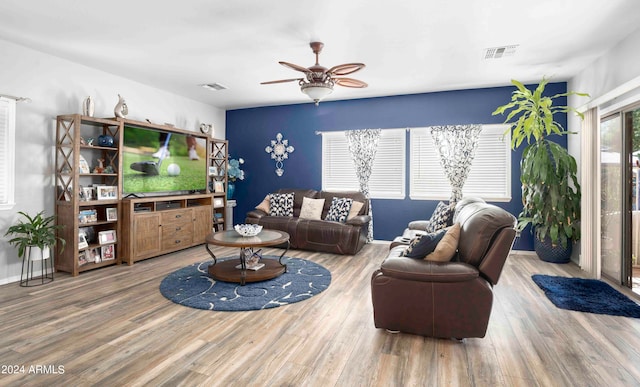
(205, 229, 290, 285)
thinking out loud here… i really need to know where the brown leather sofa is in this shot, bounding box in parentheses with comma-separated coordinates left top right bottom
(245, 188, 370, 255)
(371, 199, 516, 339)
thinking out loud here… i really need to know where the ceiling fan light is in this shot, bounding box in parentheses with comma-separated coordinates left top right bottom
(301, 82, 333, 105)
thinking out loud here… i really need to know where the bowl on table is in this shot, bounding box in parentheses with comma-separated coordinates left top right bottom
(234, 224, 263, 237)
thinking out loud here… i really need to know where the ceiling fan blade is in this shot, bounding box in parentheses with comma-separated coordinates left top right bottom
(261, 78, 303, 85)
(334, 78, 368, 88)
(327, 63, 365, 76)
(279, 61, 312, 74)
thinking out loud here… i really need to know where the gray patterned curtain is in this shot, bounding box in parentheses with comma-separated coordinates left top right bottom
(430, 125, 482, 203)
(345, 129, 381, 242)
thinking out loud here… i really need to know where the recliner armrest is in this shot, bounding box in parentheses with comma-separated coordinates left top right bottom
(380, 256, 479, 283)
(408, 220, 431, 231)
(346, 215, 371, 227)
(246, 209, 267, 219)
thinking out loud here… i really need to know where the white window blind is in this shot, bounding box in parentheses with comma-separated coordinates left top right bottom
(0, 97, 16, 210)
(322, 129, 406, 199)
(409, 124, 511, 201)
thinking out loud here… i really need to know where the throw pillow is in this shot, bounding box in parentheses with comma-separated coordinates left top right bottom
(325, 197, 353, 223)
(299, 197, 325, 220)
(401, 229, 447, 258)
(425, 223, 461, 262)
(347, 200, 364, 220)
(424, 201, 454, 233)
(269, 192, 294, 217)
(255, 194, 270, 213)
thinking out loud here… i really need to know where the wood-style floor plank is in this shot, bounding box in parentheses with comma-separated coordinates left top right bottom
(1, 245, 640, 386)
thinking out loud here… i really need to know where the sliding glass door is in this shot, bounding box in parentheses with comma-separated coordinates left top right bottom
(600, 106, 640, 289)
(600, 114, 624, 282)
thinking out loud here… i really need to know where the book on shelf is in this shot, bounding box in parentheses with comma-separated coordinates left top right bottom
(79, 209, 97, 224)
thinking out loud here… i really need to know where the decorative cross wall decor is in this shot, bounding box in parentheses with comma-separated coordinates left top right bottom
(265, 133, 294, 176)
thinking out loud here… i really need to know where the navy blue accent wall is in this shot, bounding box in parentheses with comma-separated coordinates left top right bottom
(226, 82, 568, 251)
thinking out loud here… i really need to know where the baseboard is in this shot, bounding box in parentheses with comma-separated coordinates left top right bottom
(510, 249, 537, 257)
(0, 273, 22, 286)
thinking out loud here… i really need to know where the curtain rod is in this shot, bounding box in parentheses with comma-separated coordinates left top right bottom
(0, 93, 32, 103)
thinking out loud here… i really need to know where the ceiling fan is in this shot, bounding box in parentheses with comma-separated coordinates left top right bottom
(261, 42, 367, 105)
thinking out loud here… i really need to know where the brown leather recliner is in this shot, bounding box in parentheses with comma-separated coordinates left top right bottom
(371, 200, 517, 339)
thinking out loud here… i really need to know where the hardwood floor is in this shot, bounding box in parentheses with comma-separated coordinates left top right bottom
(2, 243, 640, 386)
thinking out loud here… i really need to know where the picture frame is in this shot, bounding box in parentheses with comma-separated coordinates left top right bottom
(214, 181, 224, 193)
(96, 186, 117, 200)
(78, 251, 88, 266)
(86, 247, 100, 263)
(208, 166, 218, 177)
(98, 230, 116, 245)
(101, 244, 115, 261)
(106, 207, 118, 221)
(79, 226, 96, 244)
(78, 155, 91, 173)
(213, 197, 224, 208)
(78, 233, 89, 249)
(81, 186, 95, 201)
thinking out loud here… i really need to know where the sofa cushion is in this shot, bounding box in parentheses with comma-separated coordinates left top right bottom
(255, 194, 270, 213)
(402, 228, 447, 258)
(325, 197, 353, 223)
(299, 197, 325, 220)
(425, 201, 454, 233)
(425, 223, 460, 262)
(347, 200, 365, 220)
(269, 192, 294, 216)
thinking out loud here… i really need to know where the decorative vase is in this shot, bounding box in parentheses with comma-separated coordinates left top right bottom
(82, 96, 94, 117)
(114, 94, 128, 118)
(97, 134, 114, 147)
(534, 234, 572, 264)
(227, 182, 235, 200)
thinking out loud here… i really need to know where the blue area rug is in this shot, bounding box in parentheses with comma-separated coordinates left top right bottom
(160, 256, 331, 311)
(532, 274, 640, 318)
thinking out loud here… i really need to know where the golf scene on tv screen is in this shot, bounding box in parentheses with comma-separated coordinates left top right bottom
(122, 125, 207, 195)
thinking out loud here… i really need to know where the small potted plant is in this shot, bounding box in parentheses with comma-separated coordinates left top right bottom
(4, 211, 65, 261)
(493, 78, 588, 263)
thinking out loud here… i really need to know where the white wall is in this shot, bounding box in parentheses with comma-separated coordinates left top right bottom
(568, 27, 640, 162)
(0, 39, 226, 284)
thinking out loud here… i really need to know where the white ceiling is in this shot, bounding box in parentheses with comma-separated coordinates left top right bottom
(1, 0, 639, 110)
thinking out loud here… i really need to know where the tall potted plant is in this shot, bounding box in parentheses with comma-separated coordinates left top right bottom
(4, 211, 65, 261)
(493, 78, 588, 263)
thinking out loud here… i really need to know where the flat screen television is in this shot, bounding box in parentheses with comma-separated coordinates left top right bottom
(122, 125, 208, 196)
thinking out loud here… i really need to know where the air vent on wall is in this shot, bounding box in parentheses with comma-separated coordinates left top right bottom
(200, 83, 228, 91)
(483, 45, 518, 59)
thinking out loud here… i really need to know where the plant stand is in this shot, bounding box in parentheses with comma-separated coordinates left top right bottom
(20, 246, 54, 287)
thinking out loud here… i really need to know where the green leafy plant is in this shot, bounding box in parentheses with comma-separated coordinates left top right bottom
(4, 211, 65, 258)
(493, 78, 589, 248)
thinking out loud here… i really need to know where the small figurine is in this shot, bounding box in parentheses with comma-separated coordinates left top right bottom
(114, 94, 128, 118)
(86, 137, 94, 146)
(94, 158, 105, 174)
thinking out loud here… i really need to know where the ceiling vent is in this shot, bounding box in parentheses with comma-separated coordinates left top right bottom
(200, 83, 228, 91)
(483, 45, 518, 59)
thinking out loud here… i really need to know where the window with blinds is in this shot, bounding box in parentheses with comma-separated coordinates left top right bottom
(0, 97, 16, 210)
(409, 124, 511, 201)
(321, 129, 406, 199)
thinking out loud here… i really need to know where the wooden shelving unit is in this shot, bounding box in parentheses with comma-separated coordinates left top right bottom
(209, 139, 228, 231)
(54, 115, 123, 276)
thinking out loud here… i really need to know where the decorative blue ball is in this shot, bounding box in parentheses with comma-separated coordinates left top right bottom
(97, 135, 114, 147)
